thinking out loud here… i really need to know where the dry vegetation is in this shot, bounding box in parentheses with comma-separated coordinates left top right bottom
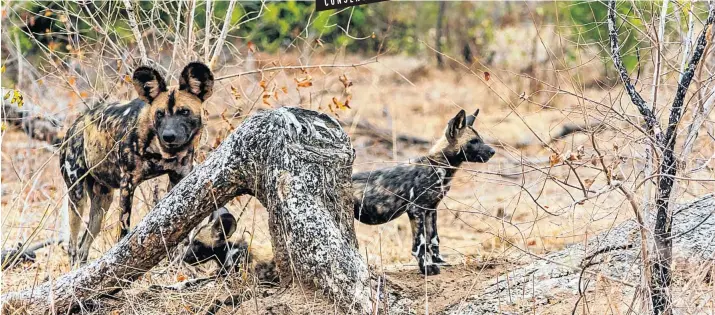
(2, 1, 715, 314)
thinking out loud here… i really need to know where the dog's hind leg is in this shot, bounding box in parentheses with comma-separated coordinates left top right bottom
(66, 185, 87, 268)
(77, 179, 113, 265)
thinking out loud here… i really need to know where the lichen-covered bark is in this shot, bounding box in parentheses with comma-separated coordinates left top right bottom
(244, 108, 372, 312)
(0, 107, 372, 314)
(441, 194, 715, 315)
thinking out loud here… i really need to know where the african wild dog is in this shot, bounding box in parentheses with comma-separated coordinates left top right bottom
(60, 62, 214, 266)
(182, 207, 279, 283)
(182, 207, 248, 271)
(352, 109, 495, 275)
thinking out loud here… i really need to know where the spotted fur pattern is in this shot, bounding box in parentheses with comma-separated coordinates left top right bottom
(60, 62, 214, 266)
(182, 208, 279, 284)
(353, 109, 495, 275)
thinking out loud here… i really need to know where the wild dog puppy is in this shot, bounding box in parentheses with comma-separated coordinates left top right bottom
(183, 207, 249, 273)
(60, 62, 214, 266)
(183, 208, 279, 284)
(352, 109, 495, 275)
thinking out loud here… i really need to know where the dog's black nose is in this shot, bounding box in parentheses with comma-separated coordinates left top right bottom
(487, 147, 495, 157)
(162, 131, 177, 143)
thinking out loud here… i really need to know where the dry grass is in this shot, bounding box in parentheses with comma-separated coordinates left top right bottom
(2, 3, 715, 313)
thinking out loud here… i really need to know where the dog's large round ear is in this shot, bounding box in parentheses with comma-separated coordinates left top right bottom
(179, 62, 214, 101)
(466, 109, 480, 127)
(447, 109, 467, 140)
(211, 212, 237, 242)
(132, 66, 167, 103)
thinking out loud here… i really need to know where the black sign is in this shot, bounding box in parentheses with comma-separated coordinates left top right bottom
(316, 0, 388, 12)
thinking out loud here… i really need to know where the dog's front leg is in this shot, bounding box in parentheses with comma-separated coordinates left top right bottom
(119, 174, 136, 240)
(408, 209, 440, 275)
(426, 208, 446, 264)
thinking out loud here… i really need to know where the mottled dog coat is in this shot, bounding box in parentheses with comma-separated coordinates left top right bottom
(353, 109, 494, 275)
(183, 208, 279, 284)
(60, 62, 214, 266)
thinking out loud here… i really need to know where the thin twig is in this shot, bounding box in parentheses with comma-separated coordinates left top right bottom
(215, 58, 378, 81)
(122, 0, 148, 65)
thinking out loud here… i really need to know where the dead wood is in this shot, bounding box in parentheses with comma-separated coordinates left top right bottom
(440, 194, 715, 314)
(0, 107, 385, 314)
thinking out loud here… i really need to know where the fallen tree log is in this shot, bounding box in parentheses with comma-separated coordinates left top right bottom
(441, 194, 715, 314)
(0, 107, 377, 314)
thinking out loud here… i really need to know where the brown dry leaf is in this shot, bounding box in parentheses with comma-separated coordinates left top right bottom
(584, 178, 594, 190)
(123, 75, 132, 83)
(176, 273, 187, 282)
(332, 97, 349, 110)
(230, 85, 241, 100)
(484, 72, 491, 81)
(549, 153, 562, 167)
(566, 150, 579, 161)
(295, 77, 313, 88)
(247, 41, 256, 53)
(315, 38, 324, 47)
(44, 10, 52, 17)
(339, 74, 353, 89)
(259, 80, 267, 91)
(281, 86, 288, 94)
(527, 239, 537, 246)
(109, 310, 121, 315)
(344, 95, 352, 109)
(262, 94, 271, 106)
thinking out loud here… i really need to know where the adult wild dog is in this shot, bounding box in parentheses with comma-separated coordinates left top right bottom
(352, 109, 495, 275)
(60, 62, 214, 266)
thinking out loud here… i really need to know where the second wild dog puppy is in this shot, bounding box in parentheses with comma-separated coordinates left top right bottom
(182, 207, 248, 271)
(183, 207, 279, 284)
(352, 109, 495, 275)
(60, 62, 214, 266)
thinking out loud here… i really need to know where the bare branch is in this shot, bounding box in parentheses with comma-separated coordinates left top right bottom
(209, 0, 236, 70)
(122, 0, 148, 65)
(607, 0, 662, 138)
(214, 58, 378, 81)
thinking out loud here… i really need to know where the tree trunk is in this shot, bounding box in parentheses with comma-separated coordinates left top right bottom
(435, 2, 447, 68)
(0, 107, 373, 314)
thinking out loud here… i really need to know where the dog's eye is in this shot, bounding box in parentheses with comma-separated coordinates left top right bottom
(155, 110, 165, 119)
(177, 109, 191, 116)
